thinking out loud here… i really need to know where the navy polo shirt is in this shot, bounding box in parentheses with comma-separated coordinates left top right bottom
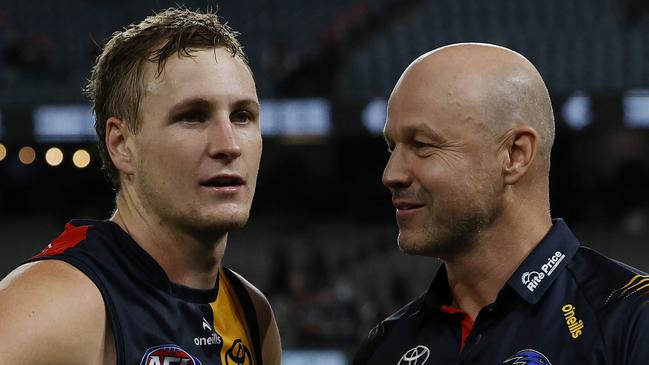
(354, 219, 649, 365)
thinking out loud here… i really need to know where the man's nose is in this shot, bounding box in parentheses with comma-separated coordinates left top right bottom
(382, 147, 411, 191)
(207, 116, 242, 160)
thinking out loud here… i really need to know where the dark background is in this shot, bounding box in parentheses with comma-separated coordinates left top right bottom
(1, 0, 649, 362)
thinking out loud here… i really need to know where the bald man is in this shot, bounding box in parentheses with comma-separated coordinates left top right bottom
(353, 43, 649, 365)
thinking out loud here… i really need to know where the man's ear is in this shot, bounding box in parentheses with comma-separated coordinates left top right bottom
(106, 117, 136, 176)
(502, 125, 538, 185)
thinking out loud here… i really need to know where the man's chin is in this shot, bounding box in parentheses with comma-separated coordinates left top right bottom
(397, 230, 458, 258)
(184, 211, 250, 236)
(207, 213, 250, 231)
(397, 233, 433, 256)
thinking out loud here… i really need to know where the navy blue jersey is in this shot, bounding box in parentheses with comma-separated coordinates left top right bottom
(354, 219, 649, 365)
(28, 219, 263, 365)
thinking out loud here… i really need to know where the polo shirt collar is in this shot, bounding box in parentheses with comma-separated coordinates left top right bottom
(422, 219, 580, 311)
(423, 261, 453, 310)
(506, 218, 580, 304)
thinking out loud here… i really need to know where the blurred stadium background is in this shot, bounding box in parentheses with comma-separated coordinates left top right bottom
(1, 0, 649, 363)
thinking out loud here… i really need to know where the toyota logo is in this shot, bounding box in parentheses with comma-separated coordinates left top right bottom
(397, 345, 430, 365)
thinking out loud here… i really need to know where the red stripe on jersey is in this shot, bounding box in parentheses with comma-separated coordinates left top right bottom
(34, 223, 91, 258)
(441, 305, 474, 352)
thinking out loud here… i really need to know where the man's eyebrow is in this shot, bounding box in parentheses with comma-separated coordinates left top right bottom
(168, 97, 213, 115)
(403, 122, 445, 141)
(232, 99, 260, 111)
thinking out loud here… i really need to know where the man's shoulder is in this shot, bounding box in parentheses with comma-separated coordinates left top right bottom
(221, 267, 276, 335)
(0, 260, 105, 308)
(353, 293, 426, 365)
(0, 260, 109, 364)
(221, 267, 281, 365)
(568, 246, 649, 317)
(568, 247, 649, 363)
(31, 219, 115, 260)
(223, 267, 272, 314)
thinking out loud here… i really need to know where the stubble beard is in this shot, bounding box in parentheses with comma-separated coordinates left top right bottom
(134, 171, 253, 243)
(398, 180, 503, 259)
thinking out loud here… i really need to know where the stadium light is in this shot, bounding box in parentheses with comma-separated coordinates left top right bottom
(362, 98, 387, 135)
(0, 144, 6, 161)
(33, 104, 96, 142)
(561, 91, 592, 130)
(623, 89, 649, 128)
(18, 146, 36, 165)
(260, 99, 331, 136)
(72, 149, 91, 168)
(45, 147, 64, 167)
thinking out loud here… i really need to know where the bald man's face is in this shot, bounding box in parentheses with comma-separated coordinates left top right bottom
(382, 62, 505, 258)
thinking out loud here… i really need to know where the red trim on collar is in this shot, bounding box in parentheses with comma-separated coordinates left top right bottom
(440, 305, 474, 352)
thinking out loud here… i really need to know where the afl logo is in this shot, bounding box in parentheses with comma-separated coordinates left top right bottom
(397, 345, 430, 365)
(225, 339, 252, 365)
(140, 344, 202, 365)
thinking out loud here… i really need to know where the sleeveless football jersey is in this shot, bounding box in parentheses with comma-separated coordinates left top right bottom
(27, 219, 263, 365)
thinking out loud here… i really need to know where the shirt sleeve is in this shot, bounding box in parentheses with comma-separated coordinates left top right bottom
(352, 323, 383, 365)
(622, 303, 649, 365)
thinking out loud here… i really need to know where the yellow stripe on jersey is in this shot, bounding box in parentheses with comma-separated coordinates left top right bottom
(211, 267, 257, 365)
(606, 274, 649, 304)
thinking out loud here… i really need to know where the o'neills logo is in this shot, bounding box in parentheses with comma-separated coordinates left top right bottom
(561, 304, 584, 339)
(521, 251, 566, 292)
(194, 332, 221, 346)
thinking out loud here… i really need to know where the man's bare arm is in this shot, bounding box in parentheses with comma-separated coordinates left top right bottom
(230, 270, 282, 365)
(0, 260, 113, 365)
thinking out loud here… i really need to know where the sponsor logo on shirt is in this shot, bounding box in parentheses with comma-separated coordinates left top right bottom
(202, 318, 212, 331)
(195, 317, 222, 347)
(140, 344, 202, 365)
(396, 345, 429, 365)
(561, 304, 584, 339)
(521, 251, 565, 292)
(503, 349, 552, 365)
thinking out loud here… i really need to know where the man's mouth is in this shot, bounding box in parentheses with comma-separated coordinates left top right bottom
(200, 174, 245, 188)
(392, 200, 425, 210)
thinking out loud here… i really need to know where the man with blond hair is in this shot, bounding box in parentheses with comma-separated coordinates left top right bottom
(0, 8, 280, 365)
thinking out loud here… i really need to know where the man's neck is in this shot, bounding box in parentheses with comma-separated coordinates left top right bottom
(443, 213, 552, 321)
(110, 192, 227, 290)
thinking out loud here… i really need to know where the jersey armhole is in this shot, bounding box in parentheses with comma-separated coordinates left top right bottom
(221, 266, 264, 365)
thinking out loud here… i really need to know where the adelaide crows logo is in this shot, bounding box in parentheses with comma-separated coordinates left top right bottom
(225, 339, 252, 365)
(504, 349, 552, 365)
(140, 344, 202, 365)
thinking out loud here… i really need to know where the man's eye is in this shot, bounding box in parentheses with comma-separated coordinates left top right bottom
(178, 111, 206, 124)
(231, 110, 253, 124)
(412, 141, 435, 155)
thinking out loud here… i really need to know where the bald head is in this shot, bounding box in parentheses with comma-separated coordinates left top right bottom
(391, 43, 555, 166)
